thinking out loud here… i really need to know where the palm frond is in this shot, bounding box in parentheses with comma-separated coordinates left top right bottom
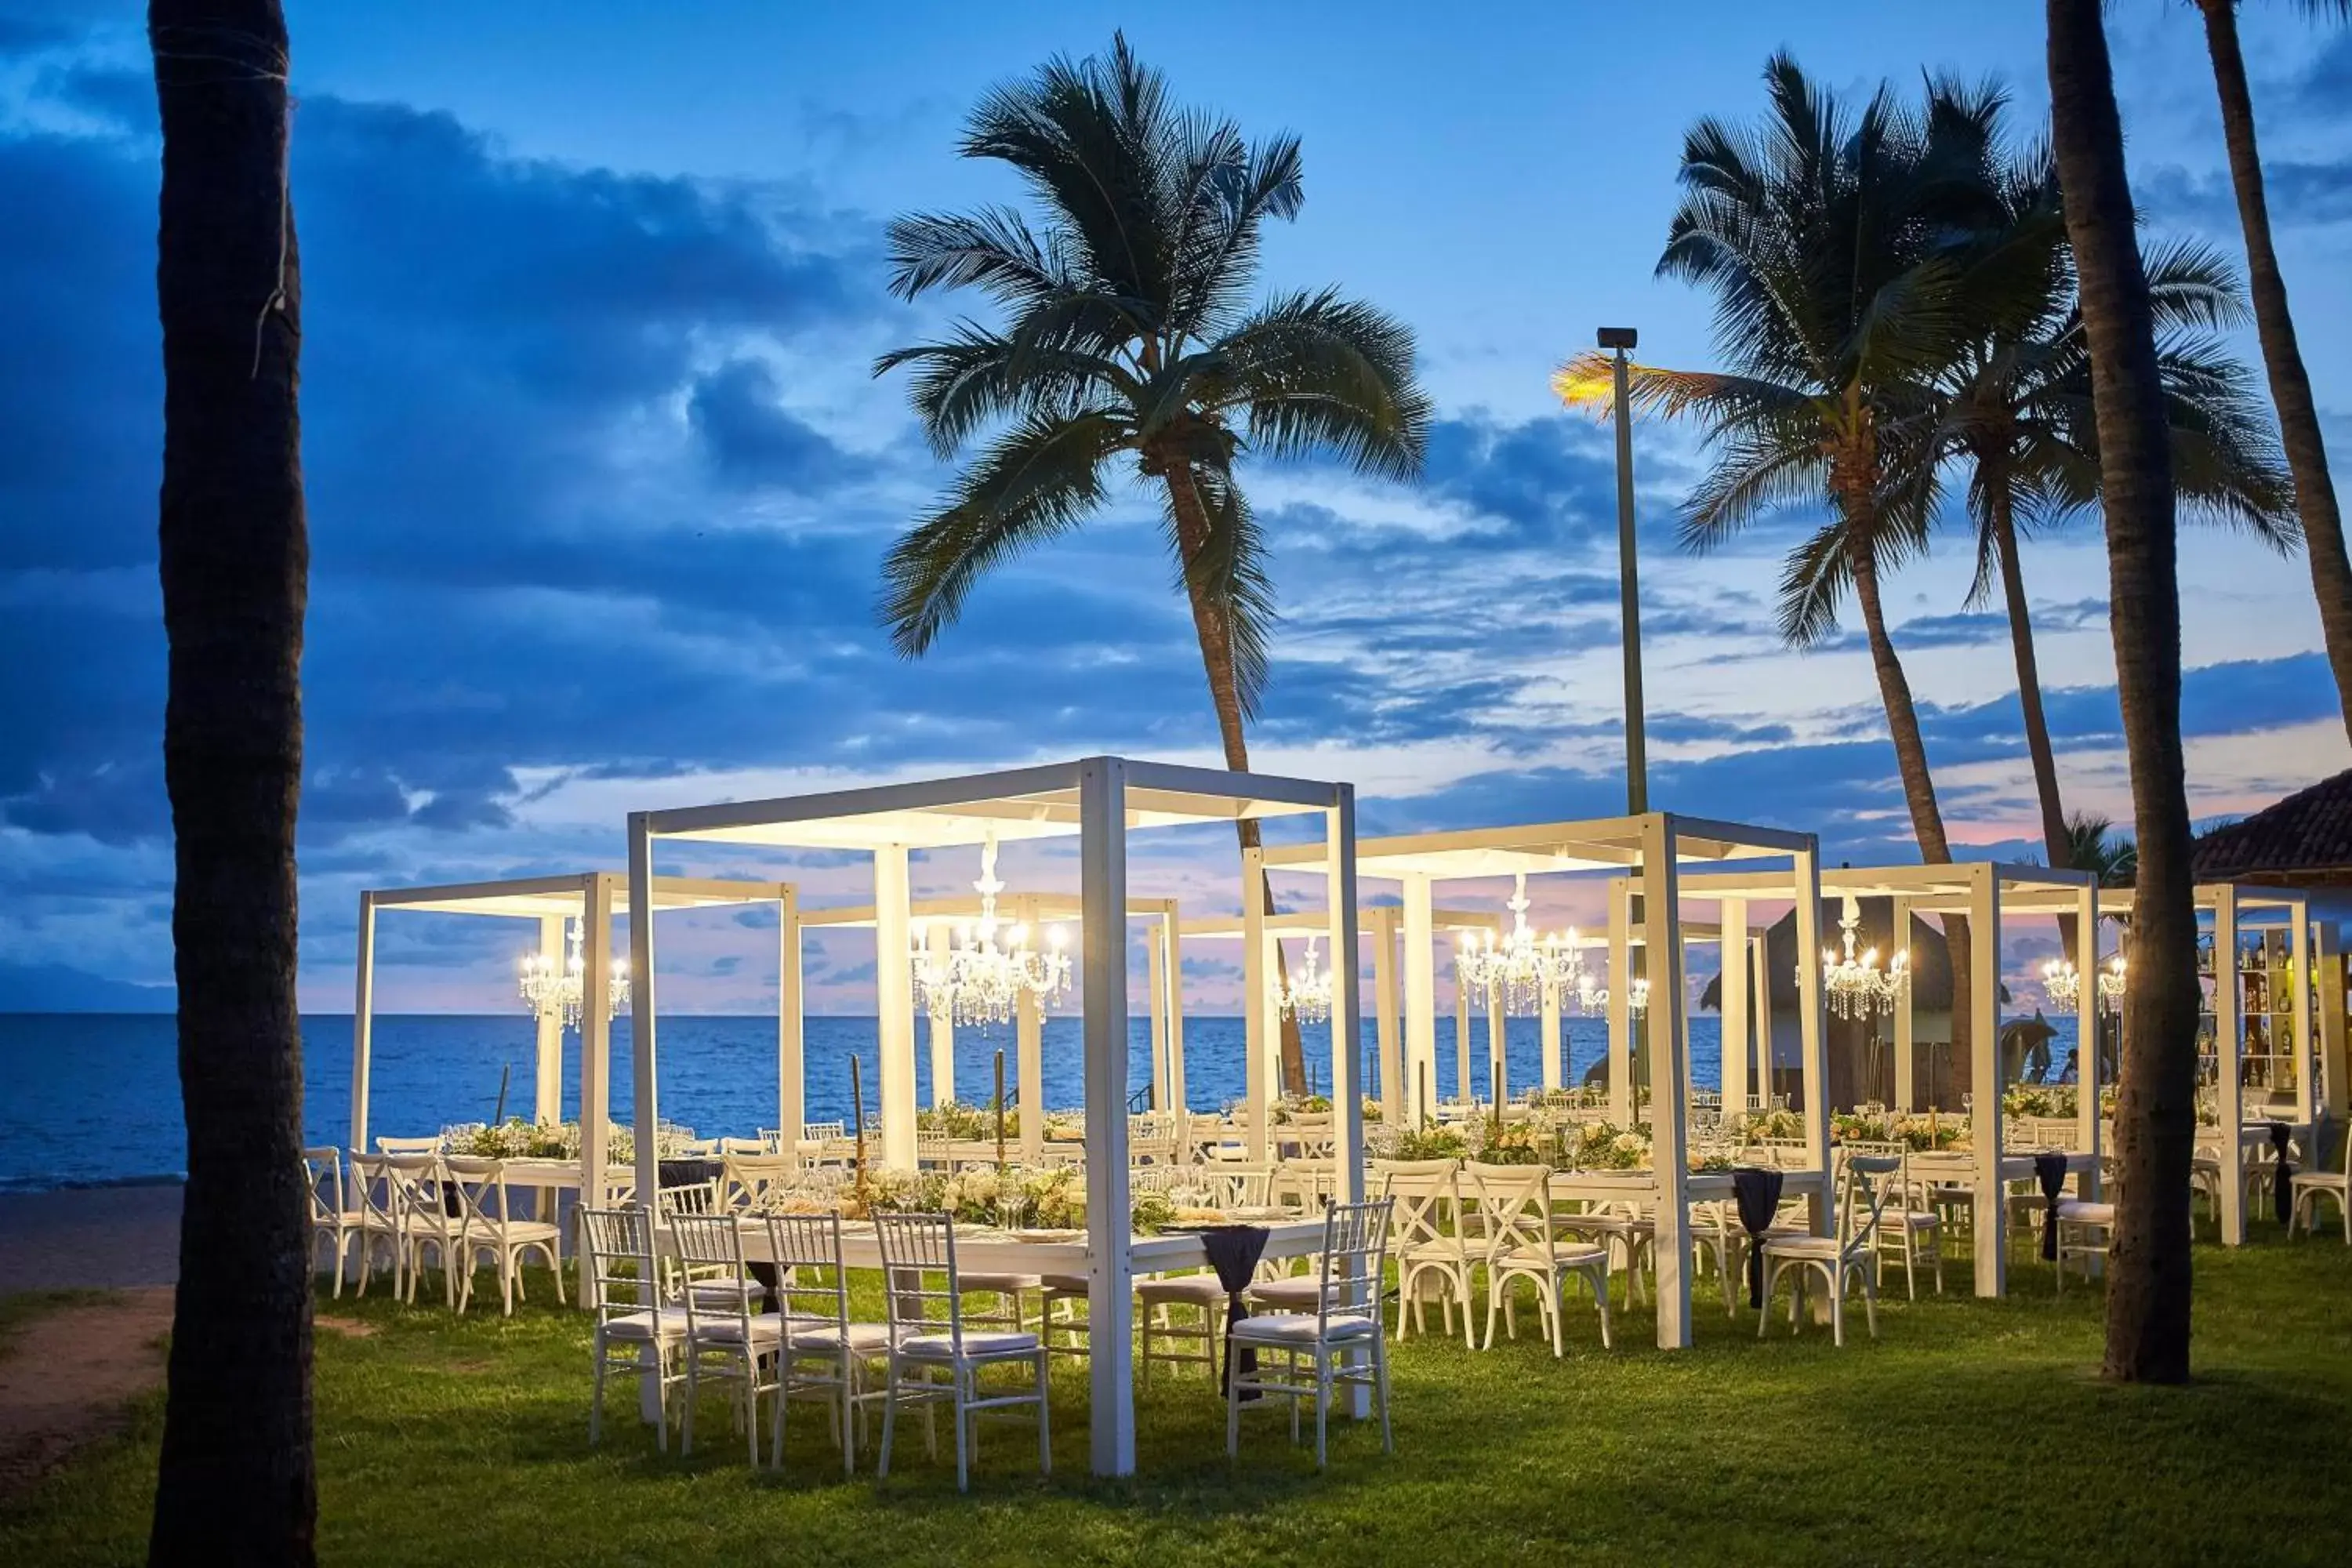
(877, 410, 1127, 656)
(1776, 519, 1855, 648)
(1167, 460, 1279, 717)
(1203, 289, 1430, 481)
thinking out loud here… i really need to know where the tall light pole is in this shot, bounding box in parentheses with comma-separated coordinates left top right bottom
(1599, 325, 1648, 814)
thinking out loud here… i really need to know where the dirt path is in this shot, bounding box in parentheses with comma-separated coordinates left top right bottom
(0, 1286, 173, 1500)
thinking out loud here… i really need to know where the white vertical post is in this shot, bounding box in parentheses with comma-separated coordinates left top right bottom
(2318, 919, 2347, 1120)
(1540, 957, 1563, 1094)
(1402, 873, 1436, 1124)
(1751, 934, 1772, 1105)
(1261, 932, 1285, 1101)
(533, 913, 565, 1125)
(873, 848, 917, 1170)
(1721, 898, 1748, 1116)
(1891, 896, 1915, 1112)
(1018, 902, 1046, 1163)
(2292, 898, 2316, 1125)
(2214, 885, 2245, 1246)
(581, 876, 615, 1200)
(1454, 978, 1473, 1105)
(626, 818, 659, 1212)
(1077, 758, 1134, 1478)
(1792, 846, 1831, 1239)
(351, 892, 377, 1152)
(1372, 909, 1402, 1123)
(779, 887, 804, 1165)
(924, 921, 956, 1108)
(1642, 815, 1690, 1348)
(2077, 881, 2101, 1171)
(1486, 990, 1508, 1107)
(1242, 847, 1269, 1163)
(1165, 911, 1189, 1115)
(1608, 878, 1633, 1126)
(1145, 916, 1167, 1113)
(1329, 789, 1365, 1204)
(1969, 866, 2005, 1292)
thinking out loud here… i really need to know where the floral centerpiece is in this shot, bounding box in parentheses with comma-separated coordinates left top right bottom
(1388, 1124, 1468, 1161)
(1564, 1120, 1651, 1171)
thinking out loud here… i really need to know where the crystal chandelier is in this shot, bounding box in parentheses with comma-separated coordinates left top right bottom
(517, 917, 630, 1030)
(2042, 959, 2082, 1011)
(1807, 895, 1907, 1021)
(2096, 954, 2126, 1013)
(1457, 873, 1596, 1015)
(1276, 935, 1333, 1024)
(909, 833, 1071, 1027)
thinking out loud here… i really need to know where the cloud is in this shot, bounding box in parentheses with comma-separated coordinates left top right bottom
(2140, 158, 2352, 229)
(688, 358, 875, 491)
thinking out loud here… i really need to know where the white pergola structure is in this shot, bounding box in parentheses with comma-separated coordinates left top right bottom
(351, 873, 792, 1178)
(2072, 881, 2318, 1246)
(797, 892, 1185, 1153)
(1265, 812, 1829, 1349)
(626, 757, 1363, 1477)
(1176, 904, 1502, 1126)
(1682, 861, 2103, 1297)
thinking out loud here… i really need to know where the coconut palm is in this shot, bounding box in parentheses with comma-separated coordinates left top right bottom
(1557, 56, 2002, 1076)
(2191, 0, 2352, 746)
(147, 0, 317, 1557)
(2063, 810, 2139, 887)
(1922, 143, 2296, 873)
(2047, 0, 2205, 1385)
(875, 35, 1430, 1096)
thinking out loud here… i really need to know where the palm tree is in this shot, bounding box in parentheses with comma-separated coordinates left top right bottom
(1558, 56, 2001, 1081)
(2063, 810, 2139, 887)
(2047, 0, 2205, 1385)
(874, 35, 1430, 1095)
(146, 0, 316, 1559)
(1923, 143, 2296, 876)
(2192, 0, 2352, 746)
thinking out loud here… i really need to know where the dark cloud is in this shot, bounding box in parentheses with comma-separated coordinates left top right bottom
(689, 358, 873, 491)
(2140, 158, 2352, 229)
(1895, 597, 2106, 649)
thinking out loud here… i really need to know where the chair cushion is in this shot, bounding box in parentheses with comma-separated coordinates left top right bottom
(1040, 1273, 1091, 1294)
(2291, 1172, 2349, 1190)
(961, 1272, 1042, 1293)
(600, 1308, 691, 1341)
(1762, 1236, 1845, 1260)
(1230, 1312, 1378, 1345)
(899, 1330, 1040, 1359)
(2056, 1200, 2115, 1225)
(1138, 1275, 1228, 1305)
(786, 1320, 893, 1355)
(1494, 1243, 1607, 1270)
(689, 1314, 782, 1344)
(1888, 1210, 1941, 1230)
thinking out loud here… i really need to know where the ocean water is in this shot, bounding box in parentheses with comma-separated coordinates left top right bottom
(1, 1011, 1735, 1190)
(0, 1010, 2083, 1191)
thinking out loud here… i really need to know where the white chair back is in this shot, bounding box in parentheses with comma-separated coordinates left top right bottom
(302, 1146, 345, 1224)
(579, 1206, 662, 1318)
(873, 1211, 966, 1356)
(1309, 1199, 1393, 1339)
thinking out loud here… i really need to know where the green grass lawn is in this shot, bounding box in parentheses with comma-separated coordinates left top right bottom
(5, 1234, 2350, 1566)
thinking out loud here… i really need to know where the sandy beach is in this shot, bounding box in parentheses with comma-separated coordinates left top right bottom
(0, 1185, 182, 1294)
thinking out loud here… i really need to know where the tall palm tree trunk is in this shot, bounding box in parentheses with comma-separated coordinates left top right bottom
(1851, 532, 1973, 1107)
(1991, 483, 2086, 971)
(147, 0, 315, 1559)
(1991, 489, 2073, 869)
(2051, 0, 2201, 1384)
(2198, 0, 2352, 744)
(1165, 466, 1310, 1098)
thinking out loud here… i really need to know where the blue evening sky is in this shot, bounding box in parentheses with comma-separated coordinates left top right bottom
(1, 1, 2346, 1013)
